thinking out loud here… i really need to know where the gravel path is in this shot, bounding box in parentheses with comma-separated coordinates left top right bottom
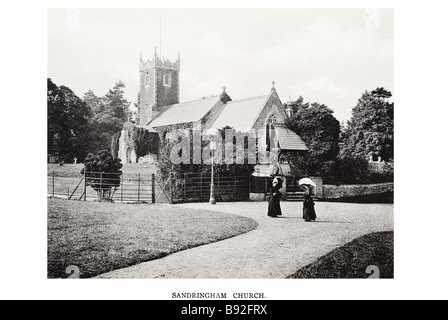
(97, 201, 393, 279)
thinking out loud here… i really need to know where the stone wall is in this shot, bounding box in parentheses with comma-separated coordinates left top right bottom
(155, 68, 180, 110)
(138, 67, 156, 126)
(309, 176, 323, 198)
(138, 154, 158, 164)
(252, 89, 287, 130)
(323, 182, 394, 199)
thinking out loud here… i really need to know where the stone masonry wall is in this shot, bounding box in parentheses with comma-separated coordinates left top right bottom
(138, 68, 156, 126)
(323, 182, 394, 199)
(252, 90, 287, 130)
(155, 68, 180, 110)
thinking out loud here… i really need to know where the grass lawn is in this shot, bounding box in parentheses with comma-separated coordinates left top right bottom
(48, 198, 258, 278)
(288, 231, 394, 279)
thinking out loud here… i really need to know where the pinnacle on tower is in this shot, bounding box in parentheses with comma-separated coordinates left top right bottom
(154, 47, 158, 58)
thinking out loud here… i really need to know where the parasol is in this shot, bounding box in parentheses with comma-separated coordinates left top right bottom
(298, 177, 316, 188)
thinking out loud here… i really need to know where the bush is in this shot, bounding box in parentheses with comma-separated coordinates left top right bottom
(368, 160, 394, 183)
(81, 150, 123, 201)
(322, 156, 370, 184)
(322, 156, 393, 184)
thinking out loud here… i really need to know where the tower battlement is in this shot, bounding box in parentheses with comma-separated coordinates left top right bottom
(139, 50, 180, 71)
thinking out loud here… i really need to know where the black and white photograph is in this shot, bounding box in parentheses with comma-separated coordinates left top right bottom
(3, 0, 448, 302)
(46, 8, 394, 281)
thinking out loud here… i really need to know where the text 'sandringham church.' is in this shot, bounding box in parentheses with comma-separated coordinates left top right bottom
(117, 49, 308, 176)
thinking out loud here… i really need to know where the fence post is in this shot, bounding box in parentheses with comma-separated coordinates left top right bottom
(232, 173, 238, 199)
(235, 174, 237, 191)
(137, 174, 141, 204)
(200, 174, 203, 201)
(217, 171, 220, 200)
(99, 172, 103, 202)
(121, 174, 123, 203)
(83, 167, 87, 201)
(248, 172, 251, 199)
(152, 174, 156, 204)
(52, 171, 55, 198)
(264, 178, 268, 201)
(184, 173, 186, 202)
(170, 173, 174, 204)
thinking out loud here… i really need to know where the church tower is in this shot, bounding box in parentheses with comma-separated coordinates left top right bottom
(137, 49, 180, 125)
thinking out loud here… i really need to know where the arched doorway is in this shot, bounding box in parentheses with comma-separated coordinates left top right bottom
(126, 147, 136, 163)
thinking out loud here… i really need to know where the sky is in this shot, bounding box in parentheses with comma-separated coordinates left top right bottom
(47, 8, 393, 122)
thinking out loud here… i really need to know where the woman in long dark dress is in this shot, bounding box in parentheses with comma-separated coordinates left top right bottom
(268, 177, 283, 217)
(302, 185, 316, 221)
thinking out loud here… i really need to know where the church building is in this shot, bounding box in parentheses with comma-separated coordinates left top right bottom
(118, 49, 308, 176)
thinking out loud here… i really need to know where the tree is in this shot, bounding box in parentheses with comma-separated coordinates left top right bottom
(285, 99, 340, 176)
(48, 78, 92, 162)
(285, 95, 310, 114)
(83, 89, 105, 114)
(341, 87, 394, 162)
(83, 81, 132, 153)
(104, 80, 131, 122)
(89, 112, 124, 154)
(81, 150, 122, 201)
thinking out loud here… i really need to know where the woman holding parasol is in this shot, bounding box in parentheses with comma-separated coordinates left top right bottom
(299, 178, 317, 222)
(267, 176, 283, 217)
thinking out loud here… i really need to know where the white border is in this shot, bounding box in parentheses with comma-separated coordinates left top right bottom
(2, 0, 448, 300)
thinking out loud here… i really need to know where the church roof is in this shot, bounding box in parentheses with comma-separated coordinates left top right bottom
(207, 95, 269, 132)
(147, 96, 221, 127)
(274, 124, 309, 151)
(136, 125, 157, 133)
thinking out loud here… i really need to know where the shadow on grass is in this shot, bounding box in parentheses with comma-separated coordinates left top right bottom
(288, 231, 394, 279)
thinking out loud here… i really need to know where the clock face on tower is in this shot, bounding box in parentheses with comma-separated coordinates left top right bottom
(163, 73, 172, 87)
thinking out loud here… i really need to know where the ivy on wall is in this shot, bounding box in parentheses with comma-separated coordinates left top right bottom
(155, 125, 255, 201)
(111, 131, 121, 159)
(111, 122, 159, 160)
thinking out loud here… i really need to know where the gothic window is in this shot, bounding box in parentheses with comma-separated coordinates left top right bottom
(145, 74, 150, 87)
(266, 113, 278, 151)
(163, 73, 172, 87)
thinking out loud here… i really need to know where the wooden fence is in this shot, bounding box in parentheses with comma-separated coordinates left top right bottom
(48, 170, 253, 204)
(47, 171, 155, 204)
